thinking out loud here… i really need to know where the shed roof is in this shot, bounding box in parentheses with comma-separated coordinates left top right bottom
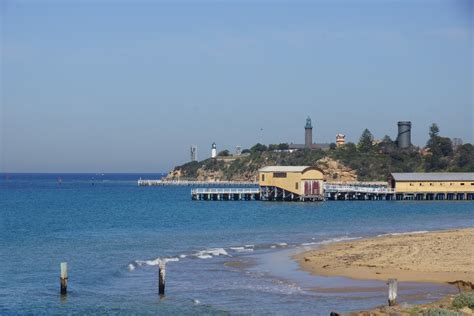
(390, 172, 474, 182)
(259, 166, 310, 173)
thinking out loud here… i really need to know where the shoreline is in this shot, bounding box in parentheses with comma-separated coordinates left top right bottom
(294, 228, 474, 286)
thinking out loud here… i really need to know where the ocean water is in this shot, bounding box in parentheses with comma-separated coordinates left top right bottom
(1, 173, 473, 315)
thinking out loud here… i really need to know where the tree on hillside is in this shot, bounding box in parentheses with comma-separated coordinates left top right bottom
(425, 123, 453, 171)
(378, 135, 397, 154)
(218, 150, 230, 157)
(453, 144, 474, 171)
(268, 143, 289, 151)
(427, 124, 452, 156)
(250, 143, 268, 152)
(358, 129, 374, 152)
(429, 123, 440, 138)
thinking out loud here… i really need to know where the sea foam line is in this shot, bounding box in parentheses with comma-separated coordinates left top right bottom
(193, 248, 229, 259)
(377, 230, 429, 237)
(127, 238, 336, 271)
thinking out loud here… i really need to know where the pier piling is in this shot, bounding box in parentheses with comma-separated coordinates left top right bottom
(158, 262, 166, 296)
(60, 262, 68, 295)
(387, 278, 397, 306)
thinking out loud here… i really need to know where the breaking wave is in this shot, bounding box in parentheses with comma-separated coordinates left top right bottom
(194, 248, 229, 259)
(129, 235, 364, 271)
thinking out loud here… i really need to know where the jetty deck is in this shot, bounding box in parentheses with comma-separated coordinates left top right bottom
(190, 183, 474, 201)
(324, 184, 396, 200)
(191, 188, 261, 201)
(138, 179, 257, 186)
(324, 184, 474, 200)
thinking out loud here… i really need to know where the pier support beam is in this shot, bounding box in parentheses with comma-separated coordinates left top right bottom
(60, 262, 68, 295)
(388, 278, 397, 306)
(158, 262, 166, 296)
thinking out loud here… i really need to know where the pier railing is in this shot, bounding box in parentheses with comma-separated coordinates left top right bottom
(191, 188, 261, 195)
(138, 179, 258, 186)
(324, 184, 396, 194)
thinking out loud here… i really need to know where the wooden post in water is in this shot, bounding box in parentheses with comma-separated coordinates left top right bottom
(158, 261, 166, 296)
(60, 262, 68, 295)
(387, 278, 397, 306)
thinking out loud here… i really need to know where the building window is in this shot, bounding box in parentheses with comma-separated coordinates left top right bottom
(409, 183, 414, 186)
(419, 183, 423, 186)
(461, 183, 465, 186)
(295, 182, 299, 190)
(450, 183, 453, 186)
(471, 183, 474, 186)
(273, 172, 287, 178)
(430, 183, 433, 186)
(261, 174, 265, 181)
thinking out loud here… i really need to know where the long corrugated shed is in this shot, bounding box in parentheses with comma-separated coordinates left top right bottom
(391, 173, 474, 182)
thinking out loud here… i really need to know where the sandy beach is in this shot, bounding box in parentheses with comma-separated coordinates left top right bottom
(296, 228, 474, 286)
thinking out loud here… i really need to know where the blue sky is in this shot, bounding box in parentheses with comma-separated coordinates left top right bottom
(1, 0, 473, 172)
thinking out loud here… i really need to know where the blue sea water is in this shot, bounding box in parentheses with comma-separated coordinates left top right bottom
(1, 173, 473, 315)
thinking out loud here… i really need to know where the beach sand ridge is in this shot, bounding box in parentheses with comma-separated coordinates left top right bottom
(295, 228, 474, 285)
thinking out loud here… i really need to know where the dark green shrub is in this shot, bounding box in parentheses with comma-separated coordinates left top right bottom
(422, 308, 461, 316)
(452, 292, 474, 309)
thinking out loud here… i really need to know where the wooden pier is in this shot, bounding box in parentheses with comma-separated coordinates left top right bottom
(389, 192, 474, 201)
(259, 185, 324, 202)
(191, 183, 474, 202)
(191, 188, 261, 201)
(324, 184, 474, 201)
(324, 184, 396, 200)
(138, 179, 257, 187)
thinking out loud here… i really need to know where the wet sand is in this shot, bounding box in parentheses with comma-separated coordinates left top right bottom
(252, 246, 456, 305)
(295, 228, 474, 285)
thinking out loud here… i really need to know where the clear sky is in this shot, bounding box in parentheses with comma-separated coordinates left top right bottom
(1, 0, 473, 173)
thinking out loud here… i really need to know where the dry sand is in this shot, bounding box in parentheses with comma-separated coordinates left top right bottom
(296, 228, 474, 286)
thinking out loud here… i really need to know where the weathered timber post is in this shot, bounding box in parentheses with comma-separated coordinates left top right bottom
(387, 278, 398, 306)
(60, 262, 68, 295)
(158, 261, 166, 296)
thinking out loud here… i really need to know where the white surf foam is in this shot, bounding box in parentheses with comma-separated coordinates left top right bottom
(377, 230, 429, 237)
(196, 254, 213, 259)
(299, 236, 361, 248)
(194, 248, 229, 259)
(127, 263, 135, 271)
(135, 258, 161, 266)
(134, 257, 179, 267)
(318, 236, 361, 244)
(230, 246, 254, 252)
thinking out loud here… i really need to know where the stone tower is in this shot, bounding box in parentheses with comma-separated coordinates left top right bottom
(190, 145, 197, 162)
(397, 121, 412, 149)
(305, 116, 313, 149)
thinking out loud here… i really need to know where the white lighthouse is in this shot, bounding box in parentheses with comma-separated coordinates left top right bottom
(211, 142, 217, 158)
